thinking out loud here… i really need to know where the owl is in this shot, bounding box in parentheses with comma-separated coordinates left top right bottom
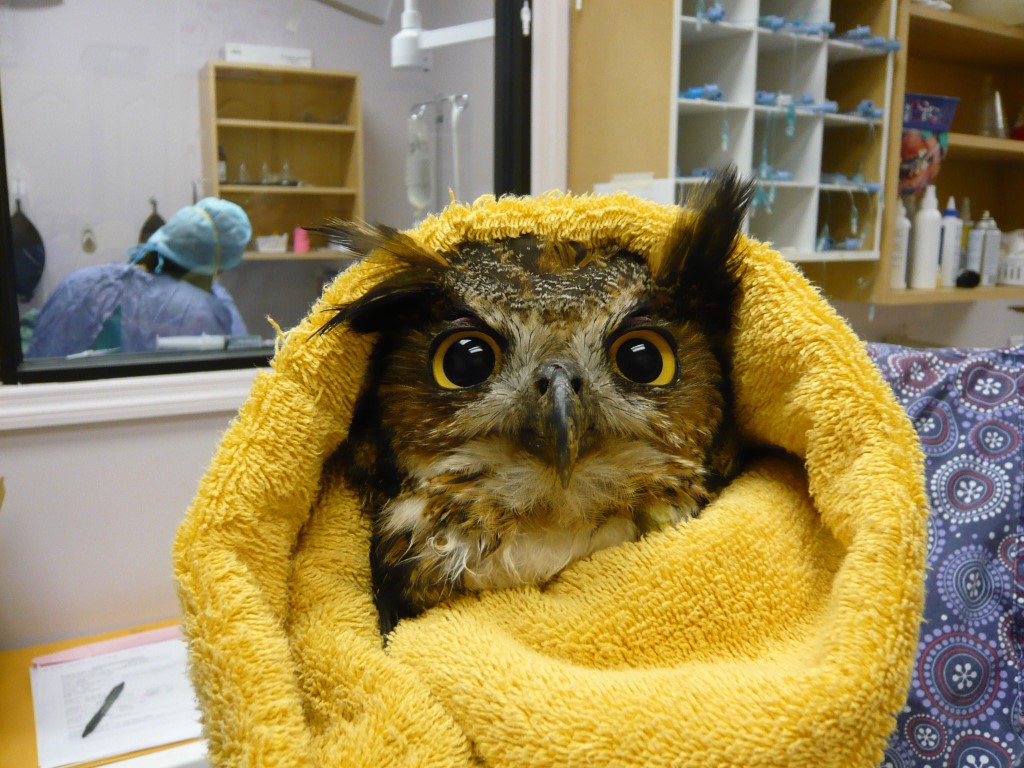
(320, 169, 752, 634)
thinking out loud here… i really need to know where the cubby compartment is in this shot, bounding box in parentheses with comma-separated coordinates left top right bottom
(678, 27, 758, 105)
(816, 187, 879, 253)
(747, 186, 819, 256)
(826, 57, 889, 114)
(676, 105, 754, 179)
(752, 108, 822, 183)
(829, 2, 892, 40)
(759, 0, 830, 24)
(821, 120, 882, 182)
(681, 0, 759, 23)
(755, 43, 828, 104)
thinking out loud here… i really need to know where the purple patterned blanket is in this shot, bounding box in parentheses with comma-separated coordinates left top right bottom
(869, 343, 1024, 767)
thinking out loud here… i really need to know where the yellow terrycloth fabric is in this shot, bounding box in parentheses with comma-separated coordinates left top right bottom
(173, 192, 928, 768)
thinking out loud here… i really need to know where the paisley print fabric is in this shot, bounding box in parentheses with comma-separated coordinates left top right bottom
(869, 343, 1024, 768)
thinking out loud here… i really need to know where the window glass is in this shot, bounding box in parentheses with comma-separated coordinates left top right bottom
(1, 0, 500, 383)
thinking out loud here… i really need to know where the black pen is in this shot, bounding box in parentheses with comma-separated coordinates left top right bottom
(81, 681, 124, 738)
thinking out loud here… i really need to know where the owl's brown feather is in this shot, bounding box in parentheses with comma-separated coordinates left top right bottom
(323, 169, 751, 634)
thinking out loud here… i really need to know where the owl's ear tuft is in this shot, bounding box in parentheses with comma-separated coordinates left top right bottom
(655, 166, 753, 333)
(310, 221, 449, 336)
(317, 269, 447, 335)
(307, 220, 450, 269)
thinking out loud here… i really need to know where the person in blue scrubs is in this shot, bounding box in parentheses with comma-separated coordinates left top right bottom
(27, 198, 252, 358)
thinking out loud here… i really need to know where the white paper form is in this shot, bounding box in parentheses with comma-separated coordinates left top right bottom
(30, 630, 202, 768)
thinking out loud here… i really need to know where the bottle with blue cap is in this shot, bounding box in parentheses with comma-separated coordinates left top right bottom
(890, 200, 910, 290)
(939, 196, 963, 288)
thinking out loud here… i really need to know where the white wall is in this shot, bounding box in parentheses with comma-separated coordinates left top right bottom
(0, 410, 236, 646)
(3, 0, 494, 331)
(836, 299, 1024, 348)
(0, 370, 257, 649)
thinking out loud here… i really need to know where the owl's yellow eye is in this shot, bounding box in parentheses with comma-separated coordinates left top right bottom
(432, 331, 502, 389)
(609, 329, 676, 386)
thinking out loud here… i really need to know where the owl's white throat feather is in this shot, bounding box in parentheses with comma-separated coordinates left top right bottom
(383, 437, 702, 591)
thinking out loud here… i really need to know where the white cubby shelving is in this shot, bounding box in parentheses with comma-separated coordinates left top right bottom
(673, 1, 895, 261)
(568, 0, 896, 264)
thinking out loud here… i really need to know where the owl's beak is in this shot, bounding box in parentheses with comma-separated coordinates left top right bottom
(522, 360, 586, 489)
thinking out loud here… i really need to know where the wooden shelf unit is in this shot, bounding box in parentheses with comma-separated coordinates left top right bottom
(199, 61, 364, 261)
(568, 0, 897, 263)
(804, 2, 1024, 305)
(946, 131, 1024, 162)
(907, 4, 1024, 67)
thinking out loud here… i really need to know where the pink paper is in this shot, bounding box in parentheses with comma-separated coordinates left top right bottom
(32, 625, 181, 667)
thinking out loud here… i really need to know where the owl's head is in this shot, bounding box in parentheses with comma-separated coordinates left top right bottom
(321, 169, 751, 609)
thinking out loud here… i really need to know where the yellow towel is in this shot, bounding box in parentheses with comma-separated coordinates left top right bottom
(173, 192, 927, 767)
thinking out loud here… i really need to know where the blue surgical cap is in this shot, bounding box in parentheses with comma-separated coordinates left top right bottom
(129, 197, 252, 276)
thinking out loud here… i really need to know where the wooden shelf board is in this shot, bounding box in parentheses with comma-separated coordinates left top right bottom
(676, 175, 713, 185)
(752, 179, 816, 190)
(827, 39, 889, 64)
(679, 16, 754, 43)
(210, 60, 359, 82)
(677, 97, 748, 114)
(790, 249, 880, 263)
(756, 27, 826, 54)
(908, 5, 1024, 67)
(819, 182, 880, 194)
(946, 132, 1024, 162)
(217, 118, 355, 133)
(220, 184, 358, 196)
(753, 104, 818, 120)
(243, 249, 356, 262)
(822, 112, 881, 128)
(875, 285, 1024, 305)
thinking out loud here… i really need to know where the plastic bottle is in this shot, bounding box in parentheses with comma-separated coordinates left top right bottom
(981, 213, 1002, 286)
(890, 200, 910, 290)
(1012, 105, 1024, 141)
(979, 73, 1008, 138)
(959, 197, 973, 266)
(909, 185, 941, 289)
(965, 211, 993, 277)
(939, 196, 963, 288)
(218, 145, 227, 183)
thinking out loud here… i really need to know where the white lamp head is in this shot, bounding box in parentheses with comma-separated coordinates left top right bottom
(391, 1, 430, 70)
(391, 26, 430, 70)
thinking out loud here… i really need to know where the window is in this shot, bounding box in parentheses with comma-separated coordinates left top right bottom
(0, 0, 529, 384)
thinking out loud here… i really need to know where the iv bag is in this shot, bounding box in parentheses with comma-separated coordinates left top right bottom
(406, 108, 434, 212)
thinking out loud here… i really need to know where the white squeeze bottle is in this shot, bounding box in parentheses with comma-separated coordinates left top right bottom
(890, 200, 910, 290)
(939, 196, 963, 288)
(910, 185, 941, 289)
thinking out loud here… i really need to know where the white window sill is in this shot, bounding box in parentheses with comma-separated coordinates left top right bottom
(0, 368, 261, 431)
